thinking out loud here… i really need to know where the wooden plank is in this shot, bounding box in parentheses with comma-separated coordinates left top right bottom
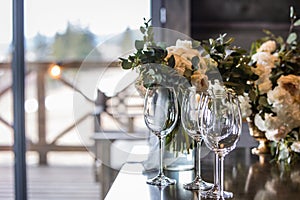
(0, 145, 92, 152)
(93, 131, 149, 140)
(0, 166, 101, 200)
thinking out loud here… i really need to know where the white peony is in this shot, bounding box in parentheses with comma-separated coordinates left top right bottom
(175, 39, 193, 48)
(257, 79, 273, 94)
(254, 114, 268, 132)
(251, 52, 278, 94)
(251, 52, 277, 68)
(167, 39, 202, 62)
(257, 40, 277, 53)
(255, 113, 290, 142)
(291, 141, 300, 153)
(267, 75, 300, 131)
(238, 95, 252, 118)
(265, 125, 289, 142)
(277, 75, 300, 103)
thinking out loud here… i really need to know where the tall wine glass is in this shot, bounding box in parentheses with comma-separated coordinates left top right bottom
(200, 90, 242, 199)
(181, 87, 213, 190)
(144, 85, 179, 186)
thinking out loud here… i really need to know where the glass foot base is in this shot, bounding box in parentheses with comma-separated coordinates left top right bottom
(201, 186, 233, 199)
(146, 174, 176, 187)
(183, 177, 213, 190)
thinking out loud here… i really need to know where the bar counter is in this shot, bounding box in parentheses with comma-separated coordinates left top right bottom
(105, 146, 300, 199)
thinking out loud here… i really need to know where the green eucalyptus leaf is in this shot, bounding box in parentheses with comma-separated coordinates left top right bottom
(140, 26, 146, 34)
(258, 96, 269, 106)
(225, 37, 234, 45)
(154, 47, 167, 59)
(263, 29, 273, 37)
(290, 6, 294, 18)
(121, 60, 133, 69)
(143, 49, 154, 57)
(147, 26, 153, 35)
(135, 40, 145, 50)
(156, 74, 162, 82)
(294, 19, 300, 26)
(192, 40, 201, 48)
(276, 36, 284, 45)
(203, 45, 211, 54)
(287, 32, 297, 44)
(215, 45, 225, 53)
(249, 89, 257, 102)
(191, 56, 200, 71)
(209, 38, 214, 46)
(147, 68, 155, 75)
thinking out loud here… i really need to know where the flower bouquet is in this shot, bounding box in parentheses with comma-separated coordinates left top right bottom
(240, 7, 300, 163)
(199, 7, 300, 164)
(119, 19, 209, 169)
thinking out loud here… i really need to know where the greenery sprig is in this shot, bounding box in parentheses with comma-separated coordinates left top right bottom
(119, 18, 170, 70)
(201, 34, 258, 96)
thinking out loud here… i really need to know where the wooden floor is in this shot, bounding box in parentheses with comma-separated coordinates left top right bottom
(0, 165, 102, 200)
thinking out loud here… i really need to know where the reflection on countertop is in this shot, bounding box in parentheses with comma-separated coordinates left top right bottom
(105, 147, 300, 200)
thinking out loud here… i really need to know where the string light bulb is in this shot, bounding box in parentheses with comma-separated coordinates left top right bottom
(49, 64, 62, 79)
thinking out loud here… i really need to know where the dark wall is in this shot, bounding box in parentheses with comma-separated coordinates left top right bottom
(191, 0, 300, 49)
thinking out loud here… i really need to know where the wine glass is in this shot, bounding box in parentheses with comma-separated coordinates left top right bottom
(181, 87, 213, 190)
(199, 90, 242, 199)
(144, 85, 179, 186)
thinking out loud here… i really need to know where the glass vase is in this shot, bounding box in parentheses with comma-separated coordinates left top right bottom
(164, 126, 194, 171)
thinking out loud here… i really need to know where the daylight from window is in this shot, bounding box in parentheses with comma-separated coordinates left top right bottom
(0, 0, 150, 61)
(0, 0, 150, 165)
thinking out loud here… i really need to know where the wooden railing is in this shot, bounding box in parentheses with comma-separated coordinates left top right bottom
(0, 61, 143, 165)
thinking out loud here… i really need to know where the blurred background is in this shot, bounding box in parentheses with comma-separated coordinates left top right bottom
(0, 0, 150, 166)
(0, 0, 299, 199)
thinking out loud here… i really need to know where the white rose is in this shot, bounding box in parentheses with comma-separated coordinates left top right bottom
(264, 114, 289, 132)
(268, 87, 289, 105)
(265, 125, 288, 142)
(277, 75, 300, 103)
(166, 39, 207, 75)
(267, 75, 300, 130)
(251, 52, 278, 94)
(254, 114, 267, 132)
(175, 39, 192, 48)
(257, 79, 272, 94)
(167, 39, 200, 57)
(251, 63, 271, 76)
(191, 72, 209, 92)
(291, 141, 300, 153)
(251, 52, 277, 68)
(258, 40, 277, 53)
(238, 95, 252, 118)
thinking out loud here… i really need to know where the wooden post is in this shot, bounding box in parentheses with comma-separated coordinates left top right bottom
(37, 68, 48, 165)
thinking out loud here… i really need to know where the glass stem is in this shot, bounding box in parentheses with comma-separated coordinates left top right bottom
(195, 140, 202, 179)
(158, 136, 164, 176)
(214, 154, 219, 187)
(219, 156, 224, 196)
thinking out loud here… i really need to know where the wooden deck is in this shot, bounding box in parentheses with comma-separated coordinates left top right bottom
(0, 165, 102, 200)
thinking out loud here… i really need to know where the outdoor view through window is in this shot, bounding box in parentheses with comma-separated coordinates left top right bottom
(0, 0, 150, 166)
